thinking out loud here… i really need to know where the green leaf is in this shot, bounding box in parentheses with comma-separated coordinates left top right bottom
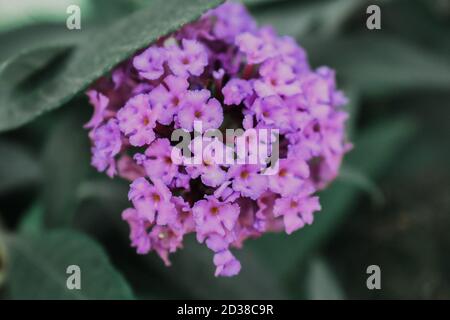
(138, 236, 288, 299)
(343, 88, 360, 141)
(19, 202, 44, 234)
(0, 0, 224, 132)
(41, 108, 90, 228)
(252, 0, 361, 38)
(305, 35, 450, 96)
(4, 230, 134, 299)
(306, 256, 345, 300)
(338, 165, 384, 205)
(0, 232, 6, 288)
(0, 23, 84, 63)
(348, 116, 417, 176)
(0, 140, 41, 194)
(243, 0, 289, 6)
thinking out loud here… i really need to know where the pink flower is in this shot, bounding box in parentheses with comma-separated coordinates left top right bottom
(168, 39, 208, 77)
(140, 138, 178, 185)
(235, 32, 276, 65)
(84, 90, 110, 129)
(149, 225, 184, 266)
(148, 75, 189, 125)
(251, 95, 291, 131)
(128, 177, 177, 226)
(122, 208, 152, 254)
(117, 94, 160, 147)
(90, 118, 122, 177)
(133, 47, 166, 80)
(228, 164, 267, 200)
(254, 59, 301, 97)
(177, 89, 223, 132)
(268, 158, 310, 196)
(209, 2, 257, 43)
(274, 195, 321, 234)
(193, 197, 240, 241)
(213, 250, 241, 277)
(222, 78, 253, 105)
(184, 137, 232, 187)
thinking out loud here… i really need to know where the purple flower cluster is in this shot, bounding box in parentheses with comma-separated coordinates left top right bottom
(84, 2, 350, 277)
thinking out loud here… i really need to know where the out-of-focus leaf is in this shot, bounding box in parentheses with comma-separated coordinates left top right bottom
(306, 256, 345, 300)
(248, 116, 417, 279)
(41, 109, 90, 228)
(74, 178, 131, 236)
(77, 178, 130, 213)
(305, 35, 450, 96)
(138, 235, 288, 299)
(19, 202, 44, 234)
(5, 230, 134, 299)
(0, 140, 41, 194)
(348, 116, 417, 176)
(338, 166, 384, 205)
(0, 23, 84, 63)
(0, 0, 224, 132)
(252, 0, 362, 38)
(343, 88, 360, 141)
(243, 0, 289, 6)
(0, 231, 6, 288)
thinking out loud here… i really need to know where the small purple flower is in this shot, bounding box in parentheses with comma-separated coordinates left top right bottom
(209, 2, 257, 43)
(117, 154, 146, 181)
(193, 196, 240, 241)
(213, 250, 241, 277)
(140, 138, 178, 185)
(128, 177, 177, 226)
(273, 195, 321, 234)
(172, 196, 195, 233)
(133, 47, 166, 80)
(117, 94, 160, 147)
(148, 75, 189, 125)
(84, 90, 110, 129)
(167, 39, 208, 77)
(235, 32, 276, 65)
(251, 95, 291, 131)
(90, 118, 122, 177)
(122, 208, 152, 254)
(222, 79, 253, 106)
(254, 59, 301, 97)
(177, 89, 223, 132)
(184, 137, 232, 187)
(149, 225, 184, 266)
(228, 164, 267, 200)
(268, 158, 310, 196)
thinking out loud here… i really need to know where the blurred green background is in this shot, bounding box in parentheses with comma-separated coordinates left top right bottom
(0, 0, 449, 299)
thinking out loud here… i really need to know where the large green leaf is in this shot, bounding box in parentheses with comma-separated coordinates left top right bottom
(41, 108, 91, 228)
(0, 23, 84, 63)
(0, 0, 224, 132)
(4, 230, 134, 299)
